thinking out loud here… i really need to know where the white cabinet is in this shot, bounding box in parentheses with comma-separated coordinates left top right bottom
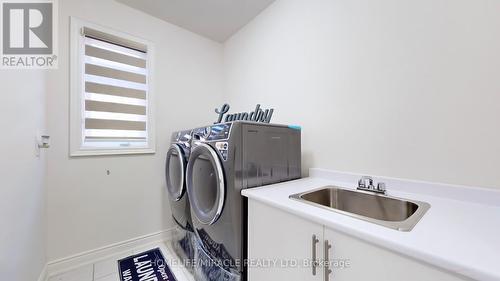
(324, 228, 468, 281)
(247, 199, 324, 281)
(247, 199, 469, 281)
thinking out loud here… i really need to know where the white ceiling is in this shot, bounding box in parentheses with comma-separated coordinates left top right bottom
(115, 0, 276, 42)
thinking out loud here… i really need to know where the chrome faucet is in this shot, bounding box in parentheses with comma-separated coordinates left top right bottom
(357, 176, 386, 194)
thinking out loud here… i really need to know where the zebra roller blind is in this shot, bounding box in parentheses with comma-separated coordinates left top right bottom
(81, 27, 149, 148)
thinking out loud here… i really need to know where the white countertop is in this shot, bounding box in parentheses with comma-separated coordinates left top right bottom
(241, 168, 500, 281)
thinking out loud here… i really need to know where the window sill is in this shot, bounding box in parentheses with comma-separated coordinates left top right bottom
(70, 147, 155, 157)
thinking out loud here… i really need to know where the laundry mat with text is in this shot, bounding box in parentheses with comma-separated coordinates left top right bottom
(118, 248, 177, 281)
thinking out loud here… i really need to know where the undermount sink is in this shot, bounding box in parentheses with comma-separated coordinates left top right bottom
(290, 186, 430, 231)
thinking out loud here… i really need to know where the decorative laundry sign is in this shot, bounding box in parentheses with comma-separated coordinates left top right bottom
(214, 103, 274, 124)
(118, 248, 176, 281)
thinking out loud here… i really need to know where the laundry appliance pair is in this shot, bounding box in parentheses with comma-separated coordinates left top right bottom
(165, 121, 301, 281)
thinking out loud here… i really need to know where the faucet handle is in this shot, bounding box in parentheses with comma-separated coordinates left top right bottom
(358, 176, 374, 189)
(377, 182, 386, 193)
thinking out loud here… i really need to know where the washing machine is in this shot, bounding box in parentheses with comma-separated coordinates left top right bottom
(165, 130, 195, 266)
(185, 121, 301, 281)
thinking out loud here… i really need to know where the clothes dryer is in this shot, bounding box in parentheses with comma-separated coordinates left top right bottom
(186, 122, 301, 281)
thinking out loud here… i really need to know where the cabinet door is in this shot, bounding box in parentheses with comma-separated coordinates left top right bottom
(323, 228, 469, 281)
(247, 199, 324, 281)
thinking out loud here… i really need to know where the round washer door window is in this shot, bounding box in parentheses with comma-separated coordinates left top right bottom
(165, 144, 186, 201)
(186, 143, 225, 225)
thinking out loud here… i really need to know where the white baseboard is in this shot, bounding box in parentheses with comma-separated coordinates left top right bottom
(46, 228, 173, 277)
(37, 264, 48, 281)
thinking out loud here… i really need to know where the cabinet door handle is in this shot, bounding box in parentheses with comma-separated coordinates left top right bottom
(324, 240, 332, 281)
(311, 234, 320, 275)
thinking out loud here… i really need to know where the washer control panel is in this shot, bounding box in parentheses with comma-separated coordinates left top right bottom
(176, 130, 192, 142)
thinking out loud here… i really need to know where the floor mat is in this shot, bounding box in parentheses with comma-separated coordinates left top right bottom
(118, 248, 177, 281)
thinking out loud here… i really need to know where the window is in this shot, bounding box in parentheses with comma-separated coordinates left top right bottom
(70, 18, 155, 156)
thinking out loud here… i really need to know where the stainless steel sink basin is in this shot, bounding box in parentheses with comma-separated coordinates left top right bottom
(290, 186, 430, 231)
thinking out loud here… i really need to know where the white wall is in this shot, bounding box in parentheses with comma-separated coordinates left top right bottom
(46, 0, 224, 261)
(224, 0, 500, 189)
(0, 71, 47, 280)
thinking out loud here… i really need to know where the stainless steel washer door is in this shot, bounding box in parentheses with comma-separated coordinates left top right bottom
(186, 143, 225, 225)
(165, 144, 186, 201)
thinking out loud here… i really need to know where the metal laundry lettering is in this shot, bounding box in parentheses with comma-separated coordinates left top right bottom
(214, 103, 274, 124)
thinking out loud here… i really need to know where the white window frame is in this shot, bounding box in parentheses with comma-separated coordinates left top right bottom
(69, 17, 155, 156)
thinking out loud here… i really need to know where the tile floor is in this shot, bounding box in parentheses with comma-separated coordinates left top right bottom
(48, 241, 194, 281)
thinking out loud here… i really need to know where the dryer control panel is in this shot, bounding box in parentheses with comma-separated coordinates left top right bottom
(192, 123, 232, 161)
(192, 123, 232, 141)
(207, 123, 232, 141)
